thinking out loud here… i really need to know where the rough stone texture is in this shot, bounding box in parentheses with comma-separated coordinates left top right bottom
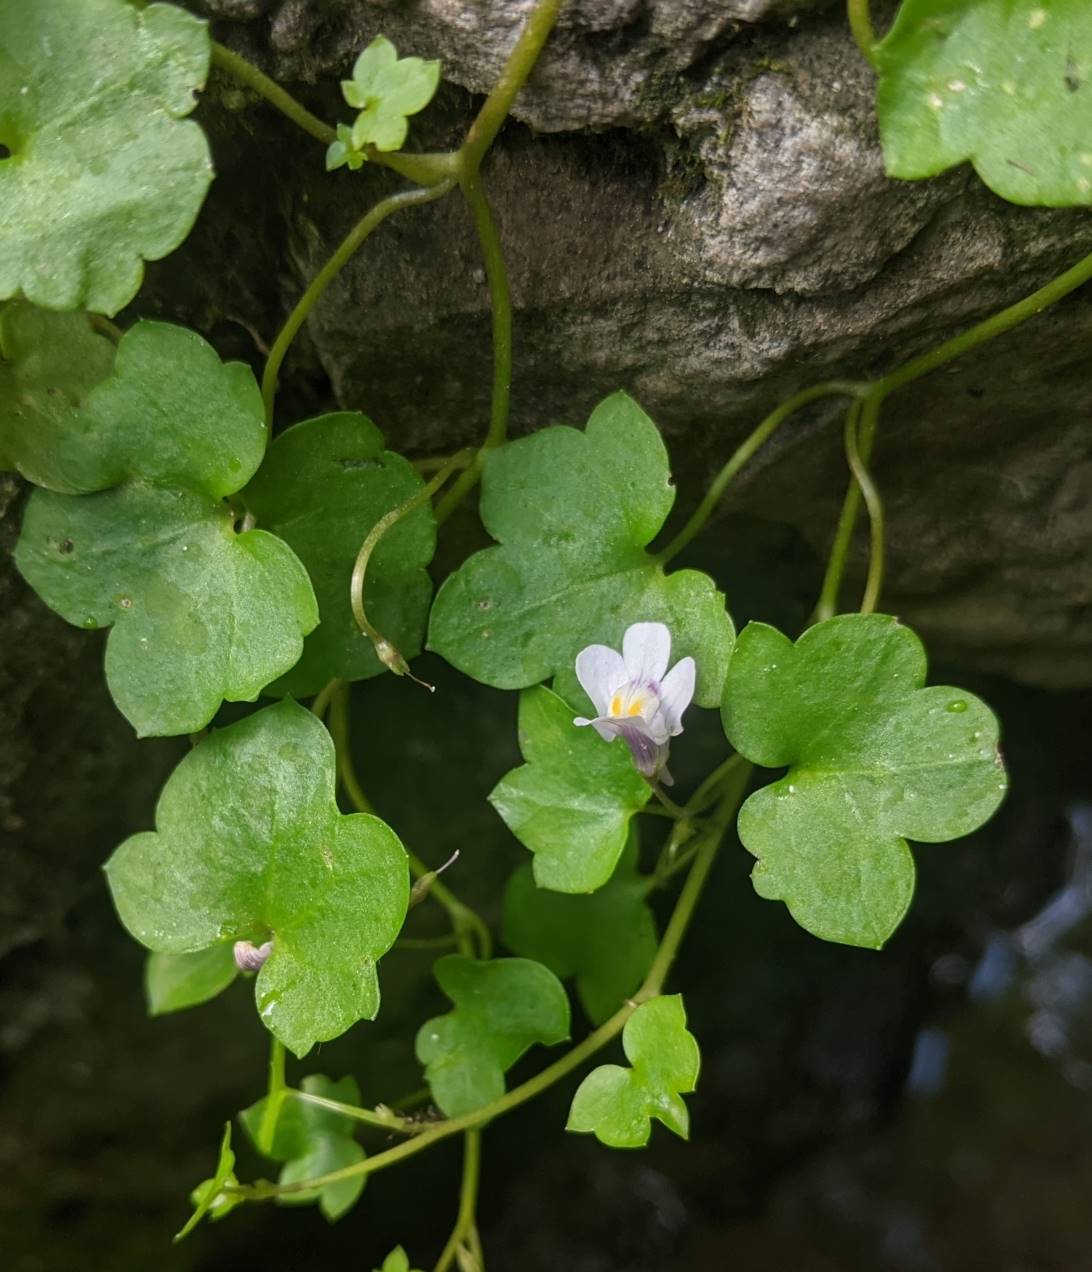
(220, 0, 837, 131)
(178, 0, 1092, 687)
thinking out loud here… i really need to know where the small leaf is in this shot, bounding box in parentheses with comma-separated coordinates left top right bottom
(241, 1075, 366, 1222)
(376, 1249, 423, 1272)
(326, 124, 365, 172)
(429, 392, 734, 709)
(416, 955, 570, 1117)
(489, 686, 651, 893)
(502, 831, 657, 1024)
(0, 303, 117, 492)
(106, 700, 410, 1056)
(341, 35, 440, 153)
(177, 1123, 236, 1240)
(13, 322, 318, 736)
(145, 945, 238, 1016)
(0, 0, 213, 314)
(567, 995, 699, 1149)
(721, 614, 1008, 948)
(875, 0, 1092, 206)
(244, 412, 436, 697)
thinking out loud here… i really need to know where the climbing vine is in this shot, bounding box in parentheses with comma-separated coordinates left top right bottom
(2, 0, 1089, 1266)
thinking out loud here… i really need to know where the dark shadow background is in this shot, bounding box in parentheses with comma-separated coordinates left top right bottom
(4, 512, 1092, 1270)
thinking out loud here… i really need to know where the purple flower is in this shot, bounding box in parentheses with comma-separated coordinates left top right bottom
(573, 622, 696, 784)
(233, 938, 273, 972)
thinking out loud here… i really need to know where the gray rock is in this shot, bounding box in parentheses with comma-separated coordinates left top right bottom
(174, 1, 1092, 691)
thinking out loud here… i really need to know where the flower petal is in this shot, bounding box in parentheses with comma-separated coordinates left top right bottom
(622, 622, 671, 686)
(658, 656, 696, 736)
(575, 644, 627, 716)
(614, 721, 669, 779)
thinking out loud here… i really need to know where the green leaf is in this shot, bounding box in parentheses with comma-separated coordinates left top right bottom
(415, 955, 570, 1117)
(489, 686, 651, 894)
(145, 945, 238, 1016)
(177, 1123, 236, 1240)
(341, 35, 441, 153)
(243, 411, 435, 697)
(375, 1249, 423, 1272)
(567, 995, 699, 1149)
(0, 0, 213, 314)
(326, 123, 365, 172)
(0, 303, 116, 492)
(721, 614, 1008, 949)
(105, 700, 410, 1056)
(875, 0, 1092, 206)
(13, 321, 318, 736)
(428, 392, 734, 710)
(502, 830, 657, 1024)
(241, 1075, 366, 1222)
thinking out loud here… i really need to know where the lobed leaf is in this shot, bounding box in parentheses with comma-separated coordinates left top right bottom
(106, 700, 410, 1057)
(341, 35, 441, 153)
(244, 412, 436, 697)
(428, 392, 734, 711)
(875, 0, 1092, 206)
(0, 303, 117, 492)
(13, 321, 318, 736)
(567, 995, 699, 1149)
(241, 1075, 366, 1222)
(145, 945, 238, 1017)
(502, 830, 657, 1024)
(416, 955, 570, 1117)
(721, 614, 1008, 948)
(489, 686, 651, 893)
(0, 0, 213, 315)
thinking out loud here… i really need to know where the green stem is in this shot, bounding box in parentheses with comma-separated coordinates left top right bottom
(432, 177, 515, 528)
(656, 382, 865, 565)
(309, 677, 340, 721)
(229, 771, 748, 1203)
(872, 249, 1092, 398)
(328, 682, 373, 814)
(846, 0, 880, 69)
(211, 42, 337, 144)
(261, 181, 454, 428)
(331, 684, 493, 961)
(289, 1087, 411, 1135)
(648, 781, 688, 819)
(842, 399, 885, 614)
(460, 0, 564, 173)
(815, 399, 869, 621)
(350, 447, 474, 682)
(462, 174, 513, 453)
(432, 1131, 483, 1272)
(814, 248, 1092, 621)
(210, 41, 452, 186)
(257, 1038, 287, 1155)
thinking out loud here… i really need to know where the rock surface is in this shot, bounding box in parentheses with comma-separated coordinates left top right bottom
(176, 0, 1092, 688)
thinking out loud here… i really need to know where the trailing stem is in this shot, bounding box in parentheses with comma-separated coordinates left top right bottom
(329, 683, 493, 961)
(227, 763, 750, 1204)
(656, 380, 866, 566)
(814, 247, 1092, 619)
(261, 182, 454, 427)
(846, 0, 880, 69)
(433, 1130, 484, 1272)
(349, 447, 474, 683)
